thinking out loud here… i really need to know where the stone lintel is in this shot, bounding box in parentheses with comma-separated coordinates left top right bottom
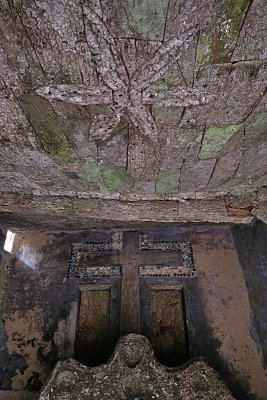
(0, 192, 254, 230)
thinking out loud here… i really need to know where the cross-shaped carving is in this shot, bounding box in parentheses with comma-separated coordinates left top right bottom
(36, 7, 215, 142)
(69, 231, 194, 335)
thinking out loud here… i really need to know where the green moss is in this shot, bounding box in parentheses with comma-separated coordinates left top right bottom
(19, 92, 71, 163)
(13, 0, 23, 12)
(84, 157, 106, 192)
(246, 113, 267, 135)
(84, 158, 101, 182)
(151, 68, 185, 92)
(153, 106, 182, 127)
(102, 165, 134, 191)
(127, 0, 169, 40)
(179, 131, 199, 145)
(199, 124, 242, 159)
(224, 0, 250, 21)
(84, 159, 134, 192)
(156, 170, 180, 193)
(94, 105, 105, 115)
(196, 32, 213, 65)
(218, 0, 250, 57)
(244, 112, 267, 145)
(196, 0, 250, 64)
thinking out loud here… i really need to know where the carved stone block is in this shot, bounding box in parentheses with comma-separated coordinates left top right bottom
(37, 334, 236, 400)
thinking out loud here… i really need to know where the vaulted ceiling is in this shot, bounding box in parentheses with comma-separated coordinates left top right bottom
(0, 0, 266, 229)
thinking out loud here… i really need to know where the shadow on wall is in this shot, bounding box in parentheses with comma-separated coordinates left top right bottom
(185, 278, 255, 400)
(231, 219, 267, 367)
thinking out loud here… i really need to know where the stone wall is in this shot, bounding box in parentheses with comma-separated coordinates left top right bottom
(231, 220, 267, 366)
(0, 224, 266, 399)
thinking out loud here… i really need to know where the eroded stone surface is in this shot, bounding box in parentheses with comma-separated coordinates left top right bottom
(1, 226, 266, 398)
(0, 0, 266, 228)
(37, 334, 235, 400)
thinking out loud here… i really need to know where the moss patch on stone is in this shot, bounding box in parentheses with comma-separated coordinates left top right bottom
(126, 0, 169, 41)
(13, 0, 23, 12)
(19, 92, 71, 163)
(151, 67, 185, 92)
(243, 111, 266, 146)
(246, 112, 267, 136)
(102, 165, 134, 192)
(156, 170, 180, 193)
(198, 124, 242, 159)
(84, 158, 102, 183)
(84, 159, 134, 192)
(196, 31, 213, 65)
(196, 0, 250, 64)
(220, 0, 250, 56)
(84, 157, 106, 192)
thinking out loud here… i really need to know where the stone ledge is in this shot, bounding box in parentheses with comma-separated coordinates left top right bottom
(0, 391, 37, 400)
(0, 193, 253, 228)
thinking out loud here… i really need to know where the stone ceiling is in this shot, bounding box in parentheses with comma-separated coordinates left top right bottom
(0, 0, 266, 229)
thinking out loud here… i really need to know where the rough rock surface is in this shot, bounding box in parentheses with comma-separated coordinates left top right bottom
(0, 0, 266, 229)
(37, 334, 235, 400)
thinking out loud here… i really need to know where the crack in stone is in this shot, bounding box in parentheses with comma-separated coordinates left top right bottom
(232, 119, 257, 181)
(242, 87, 267, 123)
(79, 0, 87, 40)
(207, 159, 218, 187)
(126, 124, 130, 172)
(231, 0, 254, 58)
(177, 159, 185, 194)
(197, 126, 206, 159)
(162, 0, 170, 42)
(193, 30, 200, 87)
(14, 8, 47, 80)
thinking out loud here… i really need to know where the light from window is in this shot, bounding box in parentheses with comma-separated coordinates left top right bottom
(4, 230, 15, 253)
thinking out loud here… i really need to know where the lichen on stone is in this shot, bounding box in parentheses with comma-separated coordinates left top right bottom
(156, 170, 180, 193)
(150, 66, 185, 92)
(199, 124, 242, 159)
(196, 0, 250, 64)
(126, 0, 169, 41)
(102, 165, 134, 192)
(84, 157, 105, 192)
(84, 158, 134, 192)
(19, 92, 71, 163)
(245, 112, 267, 136)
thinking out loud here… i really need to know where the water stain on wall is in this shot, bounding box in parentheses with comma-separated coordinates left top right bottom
(0, 225, 266, 400)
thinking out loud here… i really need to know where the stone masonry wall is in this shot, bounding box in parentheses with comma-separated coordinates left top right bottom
(0, 225, 266, 399)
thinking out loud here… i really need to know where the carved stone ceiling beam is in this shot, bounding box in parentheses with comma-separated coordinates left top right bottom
(0, 191, 255, 231)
